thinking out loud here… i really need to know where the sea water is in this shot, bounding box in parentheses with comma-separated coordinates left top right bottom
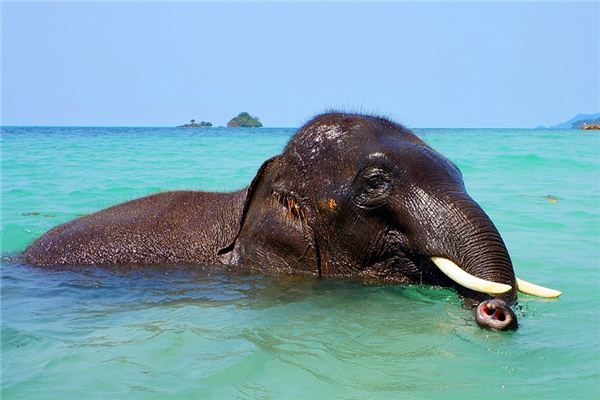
(1, 126, 599, 399)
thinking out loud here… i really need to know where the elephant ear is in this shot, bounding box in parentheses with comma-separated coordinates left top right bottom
(218, 156, 318, 273)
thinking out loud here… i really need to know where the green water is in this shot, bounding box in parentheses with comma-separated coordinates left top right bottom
(1, 127, 599, 399)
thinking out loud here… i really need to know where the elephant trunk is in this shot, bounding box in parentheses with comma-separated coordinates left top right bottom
(417, 190, 518, 330)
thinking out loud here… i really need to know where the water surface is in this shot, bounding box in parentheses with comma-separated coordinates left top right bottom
(1, 126, 599, 399)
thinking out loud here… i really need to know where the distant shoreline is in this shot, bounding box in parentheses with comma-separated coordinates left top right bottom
(0, 125, 593, 130)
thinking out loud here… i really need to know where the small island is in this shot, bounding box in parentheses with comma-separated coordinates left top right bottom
(178, 119, 212, 128)
(227, 112, 262, 128)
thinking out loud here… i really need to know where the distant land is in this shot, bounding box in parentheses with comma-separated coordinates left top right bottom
(178, 119, 212, 128)
(227, 112, 262, 128)
(537, 113, 600, 129)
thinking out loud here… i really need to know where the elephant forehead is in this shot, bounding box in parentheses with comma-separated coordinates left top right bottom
(311, 122, 346, 141)
(297, 123, 363, 159)
(284, 124, 375, 169)
(281, 114, 443, 185)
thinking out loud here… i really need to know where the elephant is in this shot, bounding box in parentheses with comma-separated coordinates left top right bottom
(23, 112, 560, 330)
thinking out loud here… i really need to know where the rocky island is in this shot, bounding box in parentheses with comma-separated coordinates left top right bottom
(178, 119, 212, 128)
(227, 112, 262, 128)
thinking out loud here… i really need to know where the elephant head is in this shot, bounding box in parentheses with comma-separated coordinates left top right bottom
(220, 113, 560, 330)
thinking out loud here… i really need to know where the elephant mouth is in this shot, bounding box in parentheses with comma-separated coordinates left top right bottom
(387, 253, 559, 331)
(387, 253, 560, 301)
(427, 256, 561, 299)
(364, 248, 560, 325)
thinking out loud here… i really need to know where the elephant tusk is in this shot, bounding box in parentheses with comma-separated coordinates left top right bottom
(430, 257, 512, 295)
(516, 277, 561, 298)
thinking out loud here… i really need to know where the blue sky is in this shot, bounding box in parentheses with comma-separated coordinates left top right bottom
(2, 1, 598, 128)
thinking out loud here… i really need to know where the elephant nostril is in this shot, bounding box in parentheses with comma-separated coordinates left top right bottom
(483, 305, 494, 316)
(494, 310, 506, 321)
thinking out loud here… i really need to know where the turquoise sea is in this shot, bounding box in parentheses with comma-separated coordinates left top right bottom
(1, 126, 599, 399)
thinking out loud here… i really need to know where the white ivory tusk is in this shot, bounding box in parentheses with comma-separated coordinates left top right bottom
(430, 257, 512, 295)
(516, 277, 562, 298)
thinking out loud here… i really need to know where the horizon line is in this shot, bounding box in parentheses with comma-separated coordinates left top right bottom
(0, 124, 556, 130)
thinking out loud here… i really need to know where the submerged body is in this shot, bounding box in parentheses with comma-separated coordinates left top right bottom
(24, 191, 244, 266)
(24, 113, 559, 330)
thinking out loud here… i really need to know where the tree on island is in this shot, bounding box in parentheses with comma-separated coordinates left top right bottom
(227, 112, 262, 128)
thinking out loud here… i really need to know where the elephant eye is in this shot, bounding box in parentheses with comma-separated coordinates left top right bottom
(366, 172, 390, 190)
(355, 167, 393, 207)
(365, 168, 391, 189)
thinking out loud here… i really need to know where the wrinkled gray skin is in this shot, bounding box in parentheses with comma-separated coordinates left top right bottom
(24, 113, 518, 330)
